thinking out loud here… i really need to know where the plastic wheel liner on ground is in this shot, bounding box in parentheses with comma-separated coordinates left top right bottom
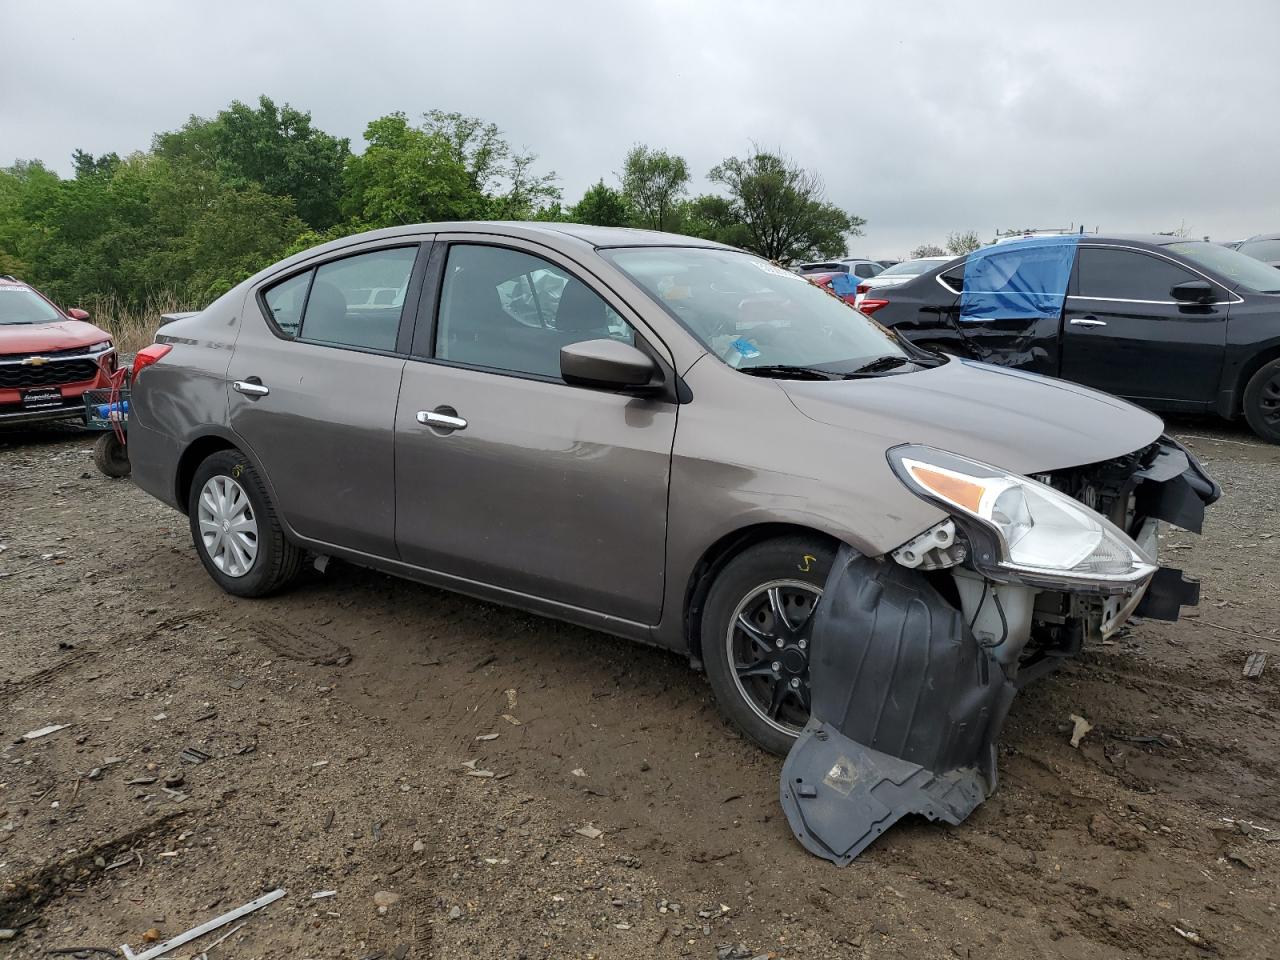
(779, 550, 1014, 866)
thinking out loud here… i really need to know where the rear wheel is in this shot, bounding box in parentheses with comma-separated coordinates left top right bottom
(701, 537, 835, 756)
(1243, 358, 1280, 444)
(187, 450, 302, 597)
(92, 432, 131, 478)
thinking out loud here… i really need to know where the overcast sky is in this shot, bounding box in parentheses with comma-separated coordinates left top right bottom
(3, 0, 1278, 257)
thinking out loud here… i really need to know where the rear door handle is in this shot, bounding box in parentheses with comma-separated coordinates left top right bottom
(233, 379, 270, 397)
(417, 409, 467, 431)
(1069, 317, 1107, 327)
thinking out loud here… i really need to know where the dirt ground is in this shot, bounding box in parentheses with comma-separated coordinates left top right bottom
(1, 417, 1278, 960)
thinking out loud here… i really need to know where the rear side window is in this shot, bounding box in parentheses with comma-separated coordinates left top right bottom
(300, 247, 418, 351)
(1077, 248, 1198, 302)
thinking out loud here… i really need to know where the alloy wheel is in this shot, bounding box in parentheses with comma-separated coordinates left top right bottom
(1259, 371, 1280, 426)
(196, 475, 259, 578)
(725, 579, 822, 737)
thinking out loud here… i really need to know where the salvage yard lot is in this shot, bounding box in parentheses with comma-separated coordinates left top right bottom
(1, 421, 1278, 960)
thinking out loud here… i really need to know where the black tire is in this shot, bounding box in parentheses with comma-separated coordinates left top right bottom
(186, 449, 302, 597)
(701, 536, 835, 756)
(1243, 358, 1280, 444)
(92, 432, 131, 478)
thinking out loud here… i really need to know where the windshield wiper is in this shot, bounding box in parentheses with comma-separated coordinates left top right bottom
(739, 364, 839, 381)
(843, 355, 915, 376)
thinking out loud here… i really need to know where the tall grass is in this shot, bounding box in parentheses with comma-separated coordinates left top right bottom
(81, 292, 197, 356)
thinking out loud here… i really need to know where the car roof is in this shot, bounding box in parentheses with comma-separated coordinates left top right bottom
(242, 221, 738, 289)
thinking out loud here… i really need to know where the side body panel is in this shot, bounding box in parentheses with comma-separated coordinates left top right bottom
(1217, 296, 1280, 416)
(1060, 244, 1231, 410)
(395, 361, 676, 623)
(129, 289, 245, 509)
(393, 231, 679, 625)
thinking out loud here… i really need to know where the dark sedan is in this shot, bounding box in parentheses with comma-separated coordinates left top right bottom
(868, 235, 1280, 442)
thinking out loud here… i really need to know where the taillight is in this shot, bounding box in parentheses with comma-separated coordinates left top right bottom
(131, 343, 173, 380)
(859, 298, 890, 316)
(856, 283, 871, 295)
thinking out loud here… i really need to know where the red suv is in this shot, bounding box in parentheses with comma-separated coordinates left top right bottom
(0, 276, 116, 425)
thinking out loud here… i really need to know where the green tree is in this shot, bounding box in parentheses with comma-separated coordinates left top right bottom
(72, 150, 121, 180)
(620, 145, 689, 231)
(910, 243, 947, 258)
(420, 110, 559, 219)
(706, 148, 863, 264)
(569, 180, 630, 226)
(154, 95, 350, 229)
(945, 230, 981, 255)
(341, 113, 483, 228)
(343, 112, 559, 228)
(680, 194, 750, 248)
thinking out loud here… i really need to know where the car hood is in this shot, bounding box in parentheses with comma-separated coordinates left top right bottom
(0, 319, 109, 354)
(780, 357, 1163, 473)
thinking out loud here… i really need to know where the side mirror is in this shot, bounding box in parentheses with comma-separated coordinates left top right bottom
(1170, 280, 1214, 304)
(560, 339, 660, 392)
(65, 307, 91, 321)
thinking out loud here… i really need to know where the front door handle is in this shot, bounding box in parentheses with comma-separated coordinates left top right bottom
(233, 379, 270, 397)
(417, 409, 467, 431)
(1069, 317, 1108, 328)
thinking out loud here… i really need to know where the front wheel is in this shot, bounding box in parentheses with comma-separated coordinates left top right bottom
(701, 537, 835, 756)
(1243, 358, 1280, 444)
(187, 450, 302, 597)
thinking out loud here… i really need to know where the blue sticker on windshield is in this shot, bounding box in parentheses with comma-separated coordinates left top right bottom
(731, 337, 761, 359)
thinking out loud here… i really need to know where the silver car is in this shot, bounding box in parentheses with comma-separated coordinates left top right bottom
(129, 223, 1216, 859)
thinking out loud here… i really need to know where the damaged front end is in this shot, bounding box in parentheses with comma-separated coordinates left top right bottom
(781, 436, 1219, 866)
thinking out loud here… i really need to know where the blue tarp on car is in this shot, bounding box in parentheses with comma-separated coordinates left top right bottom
(830, 272, 859, 299)
(959, 236, 1080, 323)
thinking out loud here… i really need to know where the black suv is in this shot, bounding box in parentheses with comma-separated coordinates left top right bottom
(867, 236, 1280, 442)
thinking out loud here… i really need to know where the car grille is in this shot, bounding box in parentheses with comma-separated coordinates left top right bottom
(0, 358, 99, 388)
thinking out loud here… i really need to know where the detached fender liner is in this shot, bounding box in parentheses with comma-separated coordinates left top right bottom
(780, 548, 1017, 866)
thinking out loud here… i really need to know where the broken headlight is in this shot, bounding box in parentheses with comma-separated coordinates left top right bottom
(888, 445, 1156, 591)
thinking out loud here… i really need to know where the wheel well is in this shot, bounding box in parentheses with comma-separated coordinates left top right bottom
(683, 523, 840, 669)
(1237, 345, 1280, 415)
(174, 436, 237, 513)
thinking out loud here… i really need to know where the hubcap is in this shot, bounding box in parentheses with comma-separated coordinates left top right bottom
(726, 579, 821, 737)
(197, 475, 258, 578)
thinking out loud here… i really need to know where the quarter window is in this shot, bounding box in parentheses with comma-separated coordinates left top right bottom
(262, 271, 310, 336)
(435, 245, 634, 379)
(1077, 248, 1199, 302)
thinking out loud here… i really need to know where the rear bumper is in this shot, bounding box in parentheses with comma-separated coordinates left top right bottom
(126, 419, 184, 510)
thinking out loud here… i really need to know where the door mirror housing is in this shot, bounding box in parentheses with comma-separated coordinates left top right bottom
(560, 339, 661, 392)
(65, 307, 91, 321)
(1170, 280, 1215, 304)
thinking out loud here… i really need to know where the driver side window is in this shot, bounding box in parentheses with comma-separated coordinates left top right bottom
(436, 245, 634, 379)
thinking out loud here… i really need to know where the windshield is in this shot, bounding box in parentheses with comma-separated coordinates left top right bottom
(604, 246, 909, 373)
(1167, 241, 1280, 294)
(1237, 238, 1280, 262)
(0, 285, 62, 325)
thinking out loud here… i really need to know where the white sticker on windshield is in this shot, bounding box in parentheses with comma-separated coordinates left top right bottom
(752, 261, 801, 280)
